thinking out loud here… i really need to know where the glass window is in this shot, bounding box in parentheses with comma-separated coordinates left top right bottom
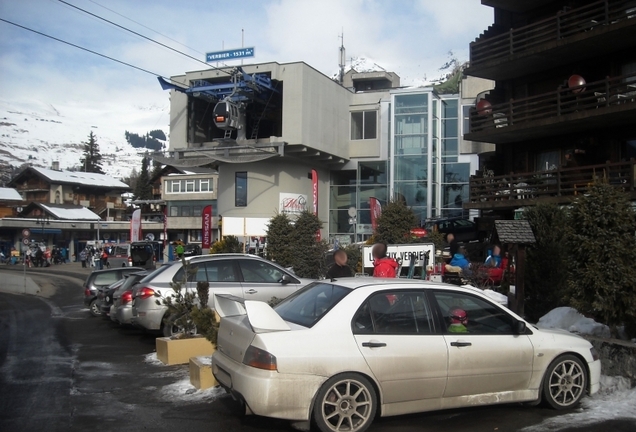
(185, 180, 194, 192)
(274, 282, 351, 328)
(194, 180, 200, 192)
(394, 155, 428, 181)
(442, 119, 458, 138)
(239, 259, 286, 283)
(352, 291, 435, 334)
(442, 138, 458, 157)
(181, 206, 191, 217)
(93, 272, 119, 286)
(443, 163, 470, 183)
(351, 111, 377, 140)
(193, 206, 202, 215)
(235, 172, 247, 207)
(200, 179, 210, 192)
(170, 206, 179, 217)
(462, 105, 471, 135)
(395, 94, 428, 114)
(205, 260, 238, 282)
(433, 291, 517, 335)
(359, 161, 387, 185)
(443, 99, 458, 118)
(171, 180, 180, 193)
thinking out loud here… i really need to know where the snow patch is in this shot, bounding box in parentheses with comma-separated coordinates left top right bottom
(143, 352, 164, 366)
(520, 375, 636, 431)
(160, 376, 225, 402)
(537, 307, 611, 338)
(194, 355, 212, 366)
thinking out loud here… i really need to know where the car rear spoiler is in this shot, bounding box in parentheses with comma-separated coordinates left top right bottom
(214, 293, 290, 333)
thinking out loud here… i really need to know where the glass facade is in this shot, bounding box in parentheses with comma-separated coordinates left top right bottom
(440, 98, 469, 218)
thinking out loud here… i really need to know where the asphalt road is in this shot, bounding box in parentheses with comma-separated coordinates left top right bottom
(0, 265, 634, 432)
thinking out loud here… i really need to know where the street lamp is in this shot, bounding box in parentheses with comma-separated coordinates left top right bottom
(36, 215, 50, 244)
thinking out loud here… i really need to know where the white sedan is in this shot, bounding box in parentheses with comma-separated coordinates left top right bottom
(212, 279, 600, 432)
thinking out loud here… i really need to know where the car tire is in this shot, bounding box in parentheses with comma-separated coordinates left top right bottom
(89, 299, 102, 317)
(162, 314, 197, 337)
(542, 354, 587, 410)
(313, 373, 377, 432)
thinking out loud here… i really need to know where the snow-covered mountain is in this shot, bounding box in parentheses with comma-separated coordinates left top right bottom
(0, 99, 168, 181)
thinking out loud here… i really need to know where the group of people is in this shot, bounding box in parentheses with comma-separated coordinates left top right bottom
(79, 246, 110, 269)
(325, 242, 399, 280)
(447, 233, 507, 284)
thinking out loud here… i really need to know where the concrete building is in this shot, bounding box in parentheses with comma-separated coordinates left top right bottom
(159, 61, 493, 245)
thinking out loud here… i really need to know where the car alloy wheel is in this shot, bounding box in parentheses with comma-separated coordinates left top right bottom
(314, 373, 377, 432)
(89, 299, 101, 317)
(543, 354, 587, 410)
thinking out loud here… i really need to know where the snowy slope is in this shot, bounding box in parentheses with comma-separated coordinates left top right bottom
(0, 99, 168, 180)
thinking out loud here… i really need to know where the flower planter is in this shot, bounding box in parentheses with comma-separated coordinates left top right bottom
(156, 336, 215, 365)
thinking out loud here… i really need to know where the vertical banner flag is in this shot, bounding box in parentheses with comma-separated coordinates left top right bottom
(130, 209, 142, 242)
(369, 197, 382, 231)
(202, 205, 212, 249)
(163, 206, 168, 247)
(311, 169, 321, 241)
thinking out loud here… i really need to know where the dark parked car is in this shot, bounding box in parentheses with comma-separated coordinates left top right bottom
(83, 267, 143, 317)
(183, 244, 202, 257)
(423, 217, 484, 243)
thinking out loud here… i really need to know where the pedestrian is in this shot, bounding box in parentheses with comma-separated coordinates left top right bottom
(371, 242, 399, 278)
(176, 241, 185, 259)
(101, 249, 110, 269)
(450, 246, 472, 276)
(60, 247, 67, 264)
(95, 249, 103, 270)
(326, 249, 353, 279)
(79, 248, 87, 268)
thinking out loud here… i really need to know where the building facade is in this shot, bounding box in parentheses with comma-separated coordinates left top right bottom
(464, 0, 636, 216)
(162, 61, 493, 245)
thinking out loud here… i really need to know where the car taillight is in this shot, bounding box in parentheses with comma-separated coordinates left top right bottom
(243, 345, 277, 371)
(127, 256, 132, 264)
(121, 290, 133, 304)
(84, 289, 90, 296)
(138, 287, 156, 299)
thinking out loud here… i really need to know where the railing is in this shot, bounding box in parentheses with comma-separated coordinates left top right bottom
(471, 0, 636, 66)
(469, 72, 636, 134)
(468, 160, 636, 204)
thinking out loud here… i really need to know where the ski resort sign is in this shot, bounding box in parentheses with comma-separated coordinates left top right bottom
(362, 243, 435, 270)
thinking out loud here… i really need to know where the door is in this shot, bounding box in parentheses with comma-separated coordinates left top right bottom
(187, 259, 243, 307)
(236, 258, 300, 302)
(432, 290, 534, 397)
(353, 290, 448, 405)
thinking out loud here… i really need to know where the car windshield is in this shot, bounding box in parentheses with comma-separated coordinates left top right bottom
(274, 282, 351, 328)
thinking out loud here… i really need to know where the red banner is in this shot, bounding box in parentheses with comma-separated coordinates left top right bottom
(163, 206, 168, 248)
(130, 209, 142, 242)
(202, 205, 212, 249)
(311, 169, 321, 241)
(369, 197, 382, 231)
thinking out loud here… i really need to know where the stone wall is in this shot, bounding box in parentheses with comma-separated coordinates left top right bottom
(585, 336, 636, 386)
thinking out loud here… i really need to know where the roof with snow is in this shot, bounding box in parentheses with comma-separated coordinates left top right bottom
(27, 203, 100, 220)
(494, 220, 536, 244)
(0, 187, 23, 201)
(11, 167, 130, 190)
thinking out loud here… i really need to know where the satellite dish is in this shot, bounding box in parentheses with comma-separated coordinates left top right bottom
(348, 207, 357, 217)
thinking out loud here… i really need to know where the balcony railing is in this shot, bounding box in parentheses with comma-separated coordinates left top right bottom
(471, 0, 636, 67)
(469, 72, 636, 134)
(468, 160, 636, 206)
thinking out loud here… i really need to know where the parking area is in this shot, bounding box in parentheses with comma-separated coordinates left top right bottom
(0, 266, 634, 432)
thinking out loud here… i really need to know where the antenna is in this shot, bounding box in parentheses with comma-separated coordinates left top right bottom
(338, 30, 345, 84)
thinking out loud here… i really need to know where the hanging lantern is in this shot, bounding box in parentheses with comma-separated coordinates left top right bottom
(568, 75, 586, 94)
(476, 98, 492, 115)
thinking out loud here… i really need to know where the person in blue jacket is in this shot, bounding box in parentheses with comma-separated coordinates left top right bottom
(450, 246, 472, 275)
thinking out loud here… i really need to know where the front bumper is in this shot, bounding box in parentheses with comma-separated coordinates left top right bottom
(588, 359, 601, 396)
(212, 351, 326, 421)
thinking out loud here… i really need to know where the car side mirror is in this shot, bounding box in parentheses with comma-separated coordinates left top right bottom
(514, 320, 527, 334)
(280, 274, 291, 285)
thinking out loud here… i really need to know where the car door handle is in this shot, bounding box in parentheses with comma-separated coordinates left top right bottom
(245, 289, 258, 294)
(362, 341, 387, 348)
(450, 341, 472, 347)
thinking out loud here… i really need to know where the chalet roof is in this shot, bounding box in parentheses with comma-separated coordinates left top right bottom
(0, 187, 23, 201)
(494, 220, 536, 244)
(22, 202, 101, 220)
(11, 167, 130, 190)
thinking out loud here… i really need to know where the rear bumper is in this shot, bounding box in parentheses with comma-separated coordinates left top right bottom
(211, 351, 326, 421)
(115, 304, 134, 325)
(130, 300, 165, 330)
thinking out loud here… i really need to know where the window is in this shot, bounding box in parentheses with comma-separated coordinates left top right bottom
(181, 206, 191, 217)
(351, 110, 377, 140)
(274, 282, 351, 328)
(235, 172, 247, 207)
(432, 291, 517, 335)
(185, 180, 194, 192)
(172, 260, 238, 283)
(193, 206, 202, 215)
(200, 179, 210, 192)
(169, 206, 179, 217)
(238, 260, 286, 283)
(353, 291, 434, 334)
(165, 178, 214, 194)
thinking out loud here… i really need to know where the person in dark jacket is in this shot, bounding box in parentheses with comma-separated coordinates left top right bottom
(326, 250, 353, 279)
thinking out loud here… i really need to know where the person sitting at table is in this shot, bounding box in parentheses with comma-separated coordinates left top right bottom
(449, 247, 472, 276)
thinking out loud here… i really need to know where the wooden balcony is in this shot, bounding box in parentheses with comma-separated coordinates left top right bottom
(466, 72, 636, 144)
(466, 160, 636, 210)
(468, 0, 636, 80)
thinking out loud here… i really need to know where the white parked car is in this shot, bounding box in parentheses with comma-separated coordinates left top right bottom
(212, 279, 601, 432)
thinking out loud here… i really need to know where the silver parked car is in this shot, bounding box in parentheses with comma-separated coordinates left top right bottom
(212, 279, 601, 432)
(130, 254, 313, 336)
(109, 269, 154, 326)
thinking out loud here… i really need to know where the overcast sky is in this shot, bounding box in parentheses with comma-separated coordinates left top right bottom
(0, 0, 493, 137)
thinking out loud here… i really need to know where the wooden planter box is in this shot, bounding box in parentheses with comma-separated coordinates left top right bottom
(189, 356, 217, 389)
(156, 336, 215, 365)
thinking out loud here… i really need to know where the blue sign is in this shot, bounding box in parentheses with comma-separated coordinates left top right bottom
(206, 47, 255, 62)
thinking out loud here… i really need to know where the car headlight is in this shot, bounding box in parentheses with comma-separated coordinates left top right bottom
(590, 347, 599, 361)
